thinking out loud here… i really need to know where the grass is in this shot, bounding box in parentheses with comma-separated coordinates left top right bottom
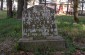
(0, 11, 7, 19)
(56, 15, 85, 39)
(56, 15, 85, 54)
(0, 18, 22, 42)
(0, 11, 85, 53)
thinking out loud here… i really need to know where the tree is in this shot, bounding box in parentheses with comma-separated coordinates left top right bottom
(17, 0, 36, 19)
(81, 0, 84, 14)
(24, 0, 28, 9)
(33, 0, 35, 5)
(66, 0, 69, 14)
(7, 0, 13, 18)
(73, 0, 79, 23)
(17, 0, 24, 19)
(0, 0, 3, 10)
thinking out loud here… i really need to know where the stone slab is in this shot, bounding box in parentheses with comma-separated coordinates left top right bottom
(19, 36, 66, 51)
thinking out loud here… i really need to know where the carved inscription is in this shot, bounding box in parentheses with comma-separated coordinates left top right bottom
(22, 5, 57, 39)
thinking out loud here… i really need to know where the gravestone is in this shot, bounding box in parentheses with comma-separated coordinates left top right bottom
(19, 5, 65, 51)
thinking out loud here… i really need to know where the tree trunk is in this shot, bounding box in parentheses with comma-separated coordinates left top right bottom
(81, 0, 84, 14)
(24, 0, 27, 10)
(7, 0, 13, 18)
(33, 0, 35, 5)
(66, 0, 69, 15)
(0, 0, 3, 10)
(17, 0, 24, 19)
(73, 0, 79, 23)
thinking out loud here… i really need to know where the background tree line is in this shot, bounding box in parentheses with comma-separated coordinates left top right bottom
(0, 0, 79, 23)
(0, 0, 35, 18)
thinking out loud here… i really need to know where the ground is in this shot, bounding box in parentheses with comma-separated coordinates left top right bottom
(0, 11, 85, 55)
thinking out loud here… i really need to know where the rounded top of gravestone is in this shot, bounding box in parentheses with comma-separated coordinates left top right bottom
(26, 5, 55, 12)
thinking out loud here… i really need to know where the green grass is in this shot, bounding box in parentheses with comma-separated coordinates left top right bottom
(56, 15, 85, 54)
(0, 18, 22, 42)
(0, 11, 7, 19)
(56, 16, 85, 38)
(0, 12, 85, 53)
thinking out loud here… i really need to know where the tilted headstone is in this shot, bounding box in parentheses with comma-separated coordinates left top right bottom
(19, 5, 65, 51)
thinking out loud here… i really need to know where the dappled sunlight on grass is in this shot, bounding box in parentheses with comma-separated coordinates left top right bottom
(56, 16, 85, 43)
(0, 11, 7, 19)
(56, 16, 85, 52)
(64, 22, 71, 24)
(82, 24, 85, 30)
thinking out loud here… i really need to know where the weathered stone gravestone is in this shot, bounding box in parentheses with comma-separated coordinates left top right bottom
(19, 5, 65, 51)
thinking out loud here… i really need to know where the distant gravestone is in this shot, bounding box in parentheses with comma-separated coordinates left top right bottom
(19, 5, 65, 51)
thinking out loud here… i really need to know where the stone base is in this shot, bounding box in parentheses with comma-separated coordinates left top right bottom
(18, 36, 66, 51)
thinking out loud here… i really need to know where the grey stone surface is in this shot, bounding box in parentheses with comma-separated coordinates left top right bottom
(22, 5, 58, 39)
(19, 39, 65, 51)
(19, 5, 65, 51)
